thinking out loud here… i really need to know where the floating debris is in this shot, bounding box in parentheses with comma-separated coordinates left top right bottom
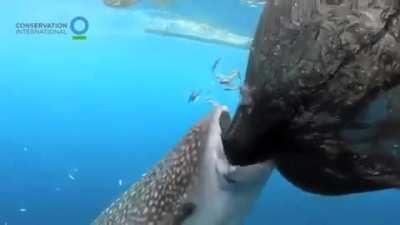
(240, 0, 266, 8)
(145, 17, 253, 49)
(188, 90, 202, 103)
(103, 0, 139, 7)
(68, 173, 76, 181)
(67, 167, 79, 181)
(152, 0, 179, 6)
(19, 208, 27, 213)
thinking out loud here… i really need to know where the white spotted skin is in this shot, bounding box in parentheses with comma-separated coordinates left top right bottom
(183, 106, 275, 225)
(91, 105, 274, 225)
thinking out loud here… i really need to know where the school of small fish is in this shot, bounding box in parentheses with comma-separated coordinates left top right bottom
(188, 57, 242, 104)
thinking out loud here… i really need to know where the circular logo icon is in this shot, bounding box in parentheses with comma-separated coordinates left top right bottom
(70, 16, 89, 35)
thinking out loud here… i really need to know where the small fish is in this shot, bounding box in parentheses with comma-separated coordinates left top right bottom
(19, 208, 27, 213)
(188, 90, 202, 103)
(118, 179, 123, 186)
(223, 85, 241, 91)
(211, 58, 222, 74)
(216, 69, 241, 86)
(205, 97, 219, 107)
(23, 146, 28, 152)
(68, 173, 76, 181)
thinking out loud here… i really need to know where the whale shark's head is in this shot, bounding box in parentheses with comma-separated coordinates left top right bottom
(92, 105, 274, 225)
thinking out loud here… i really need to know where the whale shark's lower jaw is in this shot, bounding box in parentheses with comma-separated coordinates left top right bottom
(181, 105, 275, 225)
(91, 105, 274, 225)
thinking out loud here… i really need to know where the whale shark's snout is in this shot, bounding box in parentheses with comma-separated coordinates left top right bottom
(91, 105, 274, 225)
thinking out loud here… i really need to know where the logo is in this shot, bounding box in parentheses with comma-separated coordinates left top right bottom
(15, 16, 89, 41)
(70, 16, 89, 40)
(15, 22, 68, 35)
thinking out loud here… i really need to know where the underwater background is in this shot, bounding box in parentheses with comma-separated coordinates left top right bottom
(1, 0, 399, 225)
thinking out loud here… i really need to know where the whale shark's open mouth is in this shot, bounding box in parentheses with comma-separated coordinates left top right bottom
(92, 104, 275, 225)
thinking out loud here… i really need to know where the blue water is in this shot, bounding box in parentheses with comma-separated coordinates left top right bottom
(1, 1, 399, 225)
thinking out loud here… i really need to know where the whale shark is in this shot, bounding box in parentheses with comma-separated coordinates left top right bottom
(91, 105, 274, 225)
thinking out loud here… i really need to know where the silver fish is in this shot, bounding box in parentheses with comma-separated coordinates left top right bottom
(188, 90, 202, 103)
(211, 58, 222, 75)
(91, 105, 274, 225)
(216, 70, 241, 86)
